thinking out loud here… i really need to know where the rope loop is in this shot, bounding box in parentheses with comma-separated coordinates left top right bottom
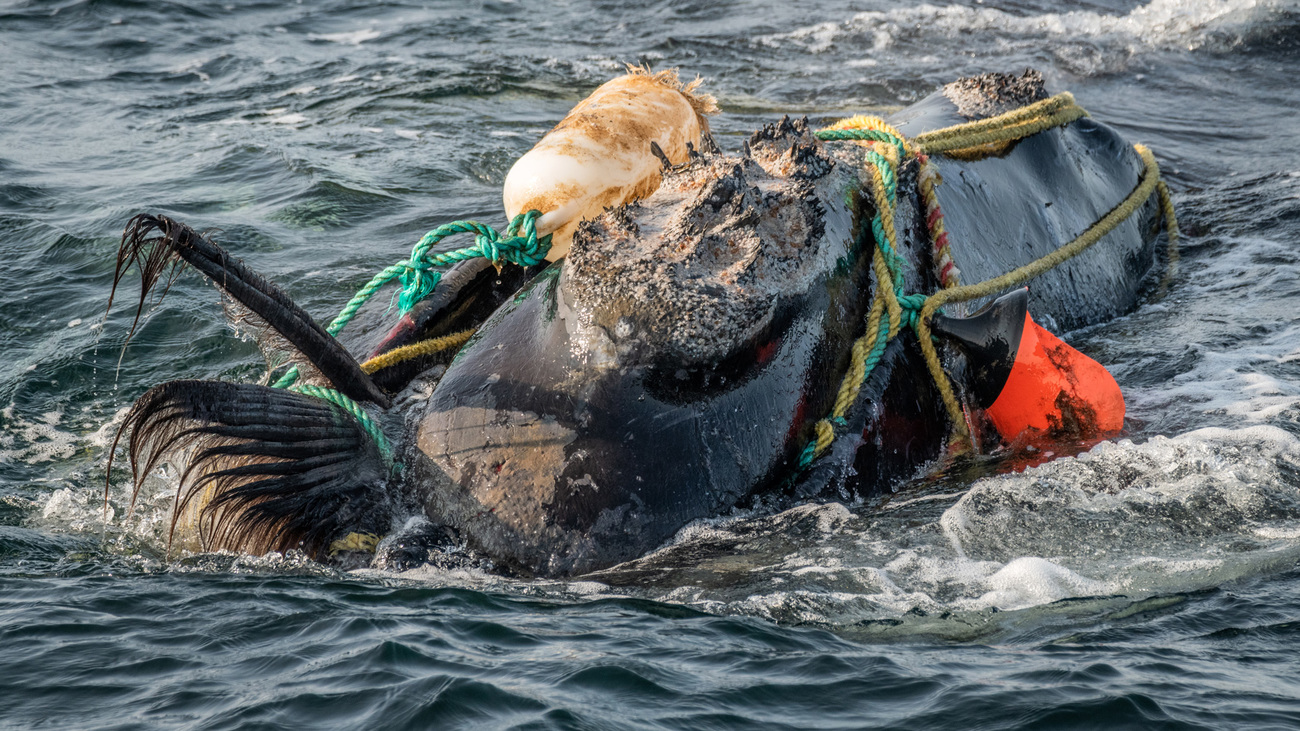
(395, 210, 551, 314)
(289, 384, 394, 468)
(800, 92, 1177, 470)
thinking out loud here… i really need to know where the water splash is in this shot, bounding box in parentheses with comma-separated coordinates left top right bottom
(757, 0, 1293, 75)
(581, 426, 1300, 633)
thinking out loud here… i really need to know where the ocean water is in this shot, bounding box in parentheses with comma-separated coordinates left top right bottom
(2, 0, 1300, 727)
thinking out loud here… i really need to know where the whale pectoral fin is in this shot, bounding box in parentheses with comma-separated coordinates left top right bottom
(109, 380, 394, 560)
(111, 214, 390, 407)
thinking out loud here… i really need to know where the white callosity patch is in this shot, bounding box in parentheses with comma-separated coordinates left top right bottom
(7, 0, 1295, 640)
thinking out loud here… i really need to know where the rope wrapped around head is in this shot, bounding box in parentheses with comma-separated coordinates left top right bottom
(268, 211, 551, 473)
(798, 92, 1177, 470)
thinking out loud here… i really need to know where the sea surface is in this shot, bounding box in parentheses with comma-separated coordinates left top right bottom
(3, 0, 1300, 728)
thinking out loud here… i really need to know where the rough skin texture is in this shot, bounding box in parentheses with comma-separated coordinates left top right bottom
(564, 117, 841, 365)
(943, 70, 1049, 119)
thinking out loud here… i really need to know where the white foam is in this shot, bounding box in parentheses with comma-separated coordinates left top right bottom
(0, 408, 78, 464)
(758, 0, 1284, 56)
(973, 557, 1109, 611)
(170, 58, 211, 82)
(583, 426, 1300, 628)
(1114, 214, 1300, 429)
(309, 28, 382, 46)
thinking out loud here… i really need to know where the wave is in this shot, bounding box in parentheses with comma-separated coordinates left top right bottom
(585, 425, 1300, 633)
(757, 0, 1294, 61)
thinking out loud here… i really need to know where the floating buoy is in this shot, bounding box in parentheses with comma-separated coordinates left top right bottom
(931, 288, 1125, 442)
(502, 67, 717, 260)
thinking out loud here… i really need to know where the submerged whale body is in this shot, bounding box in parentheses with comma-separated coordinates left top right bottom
(108, 73, 1164, 576)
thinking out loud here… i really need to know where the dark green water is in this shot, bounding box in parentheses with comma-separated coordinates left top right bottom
(3, 0, 1300, 727)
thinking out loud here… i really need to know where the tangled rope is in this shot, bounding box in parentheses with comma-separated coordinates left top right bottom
(274, 209, 548, 389)
(270, 212, 549, 464)
(799, 92, 1178, 467)
(263, 91, 1176, 476)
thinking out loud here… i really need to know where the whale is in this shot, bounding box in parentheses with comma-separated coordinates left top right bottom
(107, 71, 1166, 576)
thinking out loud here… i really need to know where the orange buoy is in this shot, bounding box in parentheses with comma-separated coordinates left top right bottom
(985, 311, 1124, 439)
(930, 288, 1125, 443)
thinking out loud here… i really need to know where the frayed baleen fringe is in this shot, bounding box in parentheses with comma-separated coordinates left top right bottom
(108, 380, 392, 559)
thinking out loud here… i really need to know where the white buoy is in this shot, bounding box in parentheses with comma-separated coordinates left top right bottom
(503, 67, 717, 260)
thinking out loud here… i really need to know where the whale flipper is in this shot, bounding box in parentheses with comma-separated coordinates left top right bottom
(930, 288, 1030, 408)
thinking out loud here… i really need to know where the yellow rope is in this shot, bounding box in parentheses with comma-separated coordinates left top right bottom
(1157, 178, 1180, 270)
(359, 328, 476, 374)
(911, 93, 1088, 154)
(832, 295, 886, 419)
(914, 145, 1168, 437)
(825, 116, 912, 148)
(803, 93, 1178, 464)
(867, 164, 904, 335)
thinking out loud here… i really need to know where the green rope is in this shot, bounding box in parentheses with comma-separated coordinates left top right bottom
(290, 384, 394, 466)
(795, 127, 929, 469)
(272, 210, 550, 390)
(793, 125, 947, 469)
(816, 128, 907, 162)
(801, 114, 1174, 469)
(270, 210, 551, 464)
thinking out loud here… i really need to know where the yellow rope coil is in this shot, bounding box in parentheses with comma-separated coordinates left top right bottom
(359, 328, 476, 374)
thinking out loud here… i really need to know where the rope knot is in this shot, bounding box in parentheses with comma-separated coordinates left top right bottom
(897, 293, 928, 330)
(477, 232, 501, 265)
(397, 261, 442, 314)
(389, 210, 552, 315)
